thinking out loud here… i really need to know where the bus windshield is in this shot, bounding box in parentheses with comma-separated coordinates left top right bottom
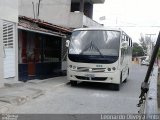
(68, 30, 121, 63)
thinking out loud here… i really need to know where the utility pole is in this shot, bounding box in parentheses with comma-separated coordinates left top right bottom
(145, 34, 157, 65)
(145, 34, 156, 57)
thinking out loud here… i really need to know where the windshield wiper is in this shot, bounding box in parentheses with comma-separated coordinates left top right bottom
(91, 42, 104, 57)
(80, 41, 104, 57)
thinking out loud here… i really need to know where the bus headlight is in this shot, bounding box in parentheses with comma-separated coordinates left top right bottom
(105, 67, 116, 72)
(72, 66, 77, 70)
(69, 65, 77, 70)
(69, 65, 72, 68)
(107, 68, 111, 71)
(105, 68, 111, 72)
(112, 67, 116, 71)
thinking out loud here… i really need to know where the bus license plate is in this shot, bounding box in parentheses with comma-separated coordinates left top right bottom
(85, 74, 95, 78)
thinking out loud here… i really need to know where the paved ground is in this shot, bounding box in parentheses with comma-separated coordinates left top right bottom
(4, 64, 148, 114)
(158, 72, 160, 112)
(0, 77, 68, 113)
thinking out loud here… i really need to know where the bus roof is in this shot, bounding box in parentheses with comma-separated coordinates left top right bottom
(73, 27, 131, 39)
(73, 27, 123, 32)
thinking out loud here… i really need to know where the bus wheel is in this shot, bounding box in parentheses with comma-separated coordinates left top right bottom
(120, 72, 122, 84)
(124, 69, 129, 83)
(113, 84, 120, 91)
(70, 80, 77, 86)
(123, 78, 127, 83)
(113, 73, 122, 90)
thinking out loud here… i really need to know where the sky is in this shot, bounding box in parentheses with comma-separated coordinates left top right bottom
(93, 0, 160, 43)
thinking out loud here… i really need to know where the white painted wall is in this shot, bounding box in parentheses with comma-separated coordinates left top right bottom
(0, 0, 18, 85)
(0, 0, 18, 23)
(19, 0, 102, 28)
(83, 15, 102, 27)
(69, 12, 102, 28)
(69, 12, 83, 28)
(19, 0, 71, 27)
(0, 20, 4, 87)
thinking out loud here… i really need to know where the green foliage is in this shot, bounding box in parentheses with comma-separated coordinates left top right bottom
(139, 35, 147, 52)
(157, 48, 160, 58)
(132, 42, 144, 57)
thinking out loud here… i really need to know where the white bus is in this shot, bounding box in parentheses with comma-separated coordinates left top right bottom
(66, 28, 132, 90)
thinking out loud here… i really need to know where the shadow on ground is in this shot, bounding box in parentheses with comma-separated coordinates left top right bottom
(68, 81, 127, 91)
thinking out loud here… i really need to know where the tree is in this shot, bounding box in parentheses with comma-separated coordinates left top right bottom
(158, 48, 160, 58)
(139, 33, 152, 55)
(132, 42, 144, 57)
(139, 34, 147, 55)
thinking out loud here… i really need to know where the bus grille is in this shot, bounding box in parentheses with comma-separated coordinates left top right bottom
(77, 67, 106, 72)
(75, 76, 107, 81)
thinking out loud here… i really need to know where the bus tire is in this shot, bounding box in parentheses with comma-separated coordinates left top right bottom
(123, 78, 127, 83)
(124, 69, 129, 83)
(113, 72, 122, 90)
(113, 84, 120, 91)
(70, 80, 77, 86)
(120, 72, 122, 84)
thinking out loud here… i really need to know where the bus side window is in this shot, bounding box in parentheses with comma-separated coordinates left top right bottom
(126, 37, 130, 46)
(122, 35, 125, 41)
(126, 36, 128, 41)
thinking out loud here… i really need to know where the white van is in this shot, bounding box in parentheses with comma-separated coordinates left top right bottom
(141, 56, 150, 65)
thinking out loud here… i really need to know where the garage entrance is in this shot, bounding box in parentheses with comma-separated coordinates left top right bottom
(18, 16, 71, 81)
(18, 30, 66, 81)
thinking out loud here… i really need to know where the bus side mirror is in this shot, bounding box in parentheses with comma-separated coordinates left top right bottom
(66, 40, 70, 47)
(121, 41, 128, 49)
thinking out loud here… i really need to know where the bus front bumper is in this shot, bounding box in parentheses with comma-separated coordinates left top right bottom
(67, 69, 121, 84)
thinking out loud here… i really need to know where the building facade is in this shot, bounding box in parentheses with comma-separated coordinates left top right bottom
(0, 0, 18, 85)
(0, 0, 105, 83)
(18, 16, 71, 81)
(17, 0, 105, 81)
(19, 0, 105, 28)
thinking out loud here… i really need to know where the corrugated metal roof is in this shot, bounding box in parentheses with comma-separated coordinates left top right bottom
(18, 16, 72, 36)
(71, 0, 105, 4)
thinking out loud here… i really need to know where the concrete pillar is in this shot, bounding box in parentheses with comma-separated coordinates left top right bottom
(80, 0, 84, 12)
(0, 19, 4, 87)
(15, 24, 19, 82)
(0, 0, 19, 84)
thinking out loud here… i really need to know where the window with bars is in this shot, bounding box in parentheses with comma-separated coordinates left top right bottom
(3, 21, 14, 48)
